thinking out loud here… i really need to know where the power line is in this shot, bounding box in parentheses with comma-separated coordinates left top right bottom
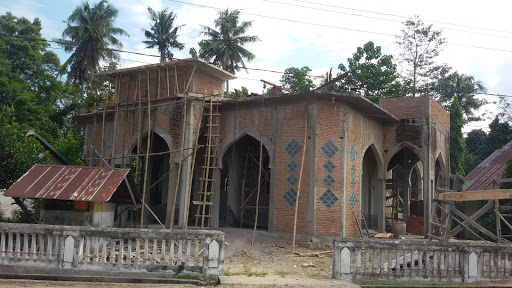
(284, 0, 512, 35)
(170, 0, 512, 54)
(260, 0, 512, 40)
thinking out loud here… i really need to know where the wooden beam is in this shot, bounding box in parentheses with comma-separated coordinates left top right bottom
(450, 205, 510, 243)
(438, 189, 512, 201)
(446, 200, 495, 238)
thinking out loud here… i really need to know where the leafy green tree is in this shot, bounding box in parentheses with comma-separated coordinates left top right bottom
(199, 9, 259, 74)
(337, 41, 409, 103)
(497, 96, 512, 124)
(463, 129, 487, 173)
(502, 157, 512, 189)
(429, 68, 487, 122)
(396, 15, 445, 96)
(143, 7, 185, 63)
(0, 107, 50, 189)
(0, 13, 70, 127)
(484, 116, 512, 159)
(58, 0, 128, 99)
(281, 66, 315, 92)
(450, 95, 465, 176)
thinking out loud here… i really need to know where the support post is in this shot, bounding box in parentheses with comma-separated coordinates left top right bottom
(423, 95, 432, 237)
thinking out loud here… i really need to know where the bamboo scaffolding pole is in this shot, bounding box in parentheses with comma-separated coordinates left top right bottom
(140, 70, 152, 228)
(135, 73, 142, 185)
(185, 98, 206, 230)
(80, 97, 203, 116)
(185, 66, 197, 92)
(175, 65, 179, 95)
(240, 152, 250, 228)
(201, 99, 214, 229)
(251, 115, 264, 245)
(144, 203, 165, 229)
(112, 75, 120, 167)
(167, 67, 170, 98)
(292, 113, 308, 253)
(100, 80, 109, 167)
(157, 68, 161, 100)
(92, 112, 96, 166)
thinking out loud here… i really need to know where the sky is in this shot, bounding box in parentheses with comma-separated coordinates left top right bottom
(1, 0, 511, 132)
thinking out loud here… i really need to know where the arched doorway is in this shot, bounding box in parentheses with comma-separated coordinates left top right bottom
(386, 146, 421, 224)
(361, 146, 381, 229)
(131, 132, 171, 225)
(219, 135, 270, 229)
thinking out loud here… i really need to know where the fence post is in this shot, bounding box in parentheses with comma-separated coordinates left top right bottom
(202, 237, 210, 274)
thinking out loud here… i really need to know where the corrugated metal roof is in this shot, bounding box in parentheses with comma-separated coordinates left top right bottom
(464, 140, 512, 191)
(4, 164, 130, 202)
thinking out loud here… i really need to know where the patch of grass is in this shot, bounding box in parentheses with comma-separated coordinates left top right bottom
(307, 272, 321, 278)
(156, 274, 172, 279)
(355, 281, 459, 286)
(224, 269, 243, 276)
(173, 273, 201, 280)
(276, 271, 288, 278)
(204, 274, 218, 282)
(246, 271, 267, 277)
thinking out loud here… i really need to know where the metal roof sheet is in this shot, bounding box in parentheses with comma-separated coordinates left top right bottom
(464, 140, 512, 191)
(3, 164, 130, 202)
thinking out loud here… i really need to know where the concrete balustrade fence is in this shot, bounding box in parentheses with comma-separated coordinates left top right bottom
(0, 223, 224, 276)
(333, 238, 512, 283)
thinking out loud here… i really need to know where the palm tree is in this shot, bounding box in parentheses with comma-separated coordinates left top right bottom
(58, 0, 128, 99)
(143, 8, 185, 63)
(199, 9, 260, 74)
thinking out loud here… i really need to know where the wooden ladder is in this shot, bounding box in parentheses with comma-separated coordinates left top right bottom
(194, 99, 220, 229)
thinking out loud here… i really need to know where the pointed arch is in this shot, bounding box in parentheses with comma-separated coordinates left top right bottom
(218, 127, 273, 169)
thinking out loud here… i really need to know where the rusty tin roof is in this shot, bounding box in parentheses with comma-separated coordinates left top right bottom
(464, 140, 512, 191)
(4, 164, 130, 202)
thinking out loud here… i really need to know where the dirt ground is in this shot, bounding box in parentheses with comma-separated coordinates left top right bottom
(219, 227, 357, 287)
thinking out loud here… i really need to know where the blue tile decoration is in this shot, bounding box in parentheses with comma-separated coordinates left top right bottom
(350, 144, 358, 162)
(286, 160, 299, 173)
(349, 191, 358, 210)
(319, 139, 339, 209)
(284, 139, 302, 159)
(283, 139, 302, 208)
(319, 189, 339, 210)
(323, 159, 335, 174)
(323, 174, 336, 187)
(321, 139, 340, 159)
(283, 187, 297, 208)
(286, 174, 298, 187)
(349, 144, 358, 211)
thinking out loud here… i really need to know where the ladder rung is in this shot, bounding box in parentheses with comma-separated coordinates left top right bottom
(204, 134, 220, 137)
(430, 222, 446, 228)
(206, 124, 220, 126)
(197, 192, 213, 194)
(207, 113, 221, 116)
(427, 233, 443, 241)
(501, 214, 512, 217)
(201, 166, 218, 169)
(195, 214, 212, 218)
(193, 201, 213, 205)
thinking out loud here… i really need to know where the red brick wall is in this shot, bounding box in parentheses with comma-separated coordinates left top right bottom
(315, 104, 344, 236)
(430, 97, 450, 132)
(195, 72, 223, 95)
(382, 96, 425, 119)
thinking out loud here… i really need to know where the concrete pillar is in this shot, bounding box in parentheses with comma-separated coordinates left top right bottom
(377, 178, 386, 232)
(211, 168, 221, 228)
(423, 96, 432, 237)
(178, 101, 195, 227)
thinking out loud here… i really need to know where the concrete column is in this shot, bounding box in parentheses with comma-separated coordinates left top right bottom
(307, 104, 318, 237)
(178, 101, 195, 227)
(423, 96, 432, 237)
(377, 178, 386, 232)
(211, 168, 221, 228)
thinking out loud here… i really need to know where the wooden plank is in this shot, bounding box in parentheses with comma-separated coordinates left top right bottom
(450, 205, 507, 242)
(438, 189, 512, 202)
(447, 200, 495, 238)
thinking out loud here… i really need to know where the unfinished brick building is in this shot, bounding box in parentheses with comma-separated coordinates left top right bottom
(80, 58, 450, 239)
